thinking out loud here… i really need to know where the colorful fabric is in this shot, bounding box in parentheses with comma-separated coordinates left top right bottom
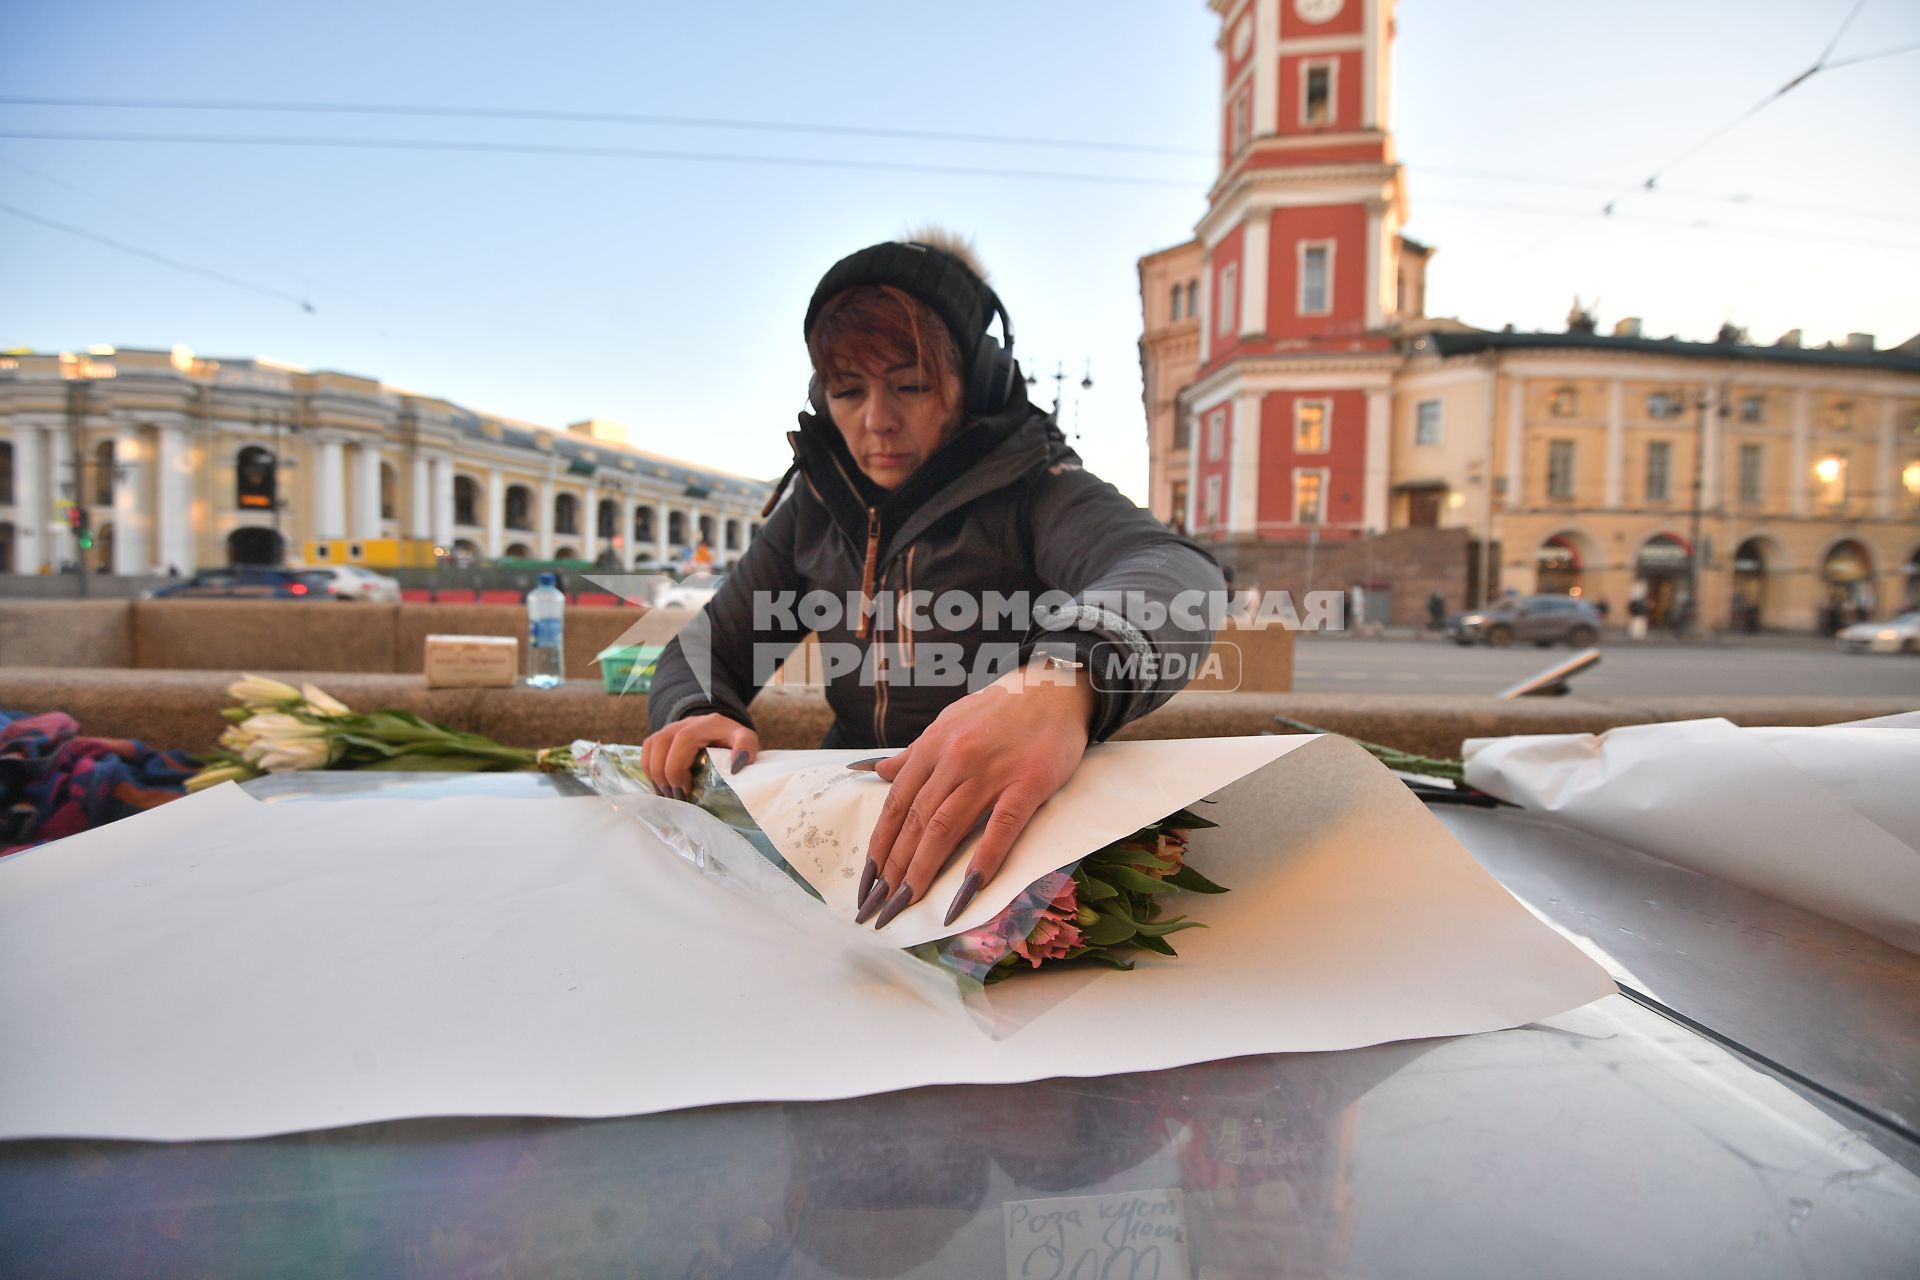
(1, 709, 198, 857)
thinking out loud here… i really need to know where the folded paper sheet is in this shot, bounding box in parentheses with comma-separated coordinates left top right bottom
(1463, 716, 1920, 955)
(0, 735, 1613, 1141)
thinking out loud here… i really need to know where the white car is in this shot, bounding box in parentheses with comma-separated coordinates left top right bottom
(1836, 611, 1920, 654)
(304, 564, 403, 603)
(654, 573, 725, 611)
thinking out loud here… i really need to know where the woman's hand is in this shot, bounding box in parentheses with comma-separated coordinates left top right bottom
(641, 712, 759, 801)
(857, 658, 1097, 929)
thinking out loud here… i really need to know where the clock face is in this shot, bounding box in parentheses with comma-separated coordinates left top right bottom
(1295, 0, 1345, 24)
(1232, 15, 1253, 60)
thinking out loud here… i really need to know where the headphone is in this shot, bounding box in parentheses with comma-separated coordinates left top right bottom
(805, 241, 1019, 419)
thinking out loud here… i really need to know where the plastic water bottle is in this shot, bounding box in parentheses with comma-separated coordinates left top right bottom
(526, 572, 566, 688)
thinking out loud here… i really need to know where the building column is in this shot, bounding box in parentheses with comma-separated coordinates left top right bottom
(1503, 377, 1526, 509)
(431, 457, 454, 547)
(1240, 218, 1268, 339)
(1603, 379, 1624, 507)
(156, 423, 194, 575)
(351, 443, 383, 539)
(1228, 392, 1262, 535)
(1364, 202, 1386, 331)
(409, 456, 431, 539)
(110, 425, 150, 575)
(1702, 391, 1725, 510)
(622, 497, 639, 565)
(1362, 389, 1391, 534)
(315, 438, 347, 539)
(11, 425, 46, 572)
(1877, 399, 1898, 519)
(1789, 390, 1810, 517)
(485, 469, 505, 559)
(43, 424, 74, 567)
(537, 477, 556, 560)
(656, 502, 671, 560)
(582, 485, 601, 562)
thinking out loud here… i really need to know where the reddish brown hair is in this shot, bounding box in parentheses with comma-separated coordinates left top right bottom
(808, 285, 964, 414)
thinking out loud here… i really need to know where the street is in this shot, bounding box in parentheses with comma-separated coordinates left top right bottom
(1290, 635, 1920, 698)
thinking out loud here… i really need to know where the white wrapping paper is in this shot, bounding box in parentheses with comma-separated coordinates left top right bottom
(1463, 716, 1920, 955)
(0, 735, 1613, 1141)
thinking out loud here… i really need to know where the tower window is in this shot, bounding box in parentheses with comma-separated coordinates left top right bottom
(1415, 400, 1443, 445)
(1294, 470, 1327, 525)
(1296, 400, 1330, 453)
(1739, 444, 1763, 504)
(1231, 89, 1251, 155)
(1303, 63, 1334, 126)
(1217, 263, 1238, 336)
(1299, 244, 1331, 315)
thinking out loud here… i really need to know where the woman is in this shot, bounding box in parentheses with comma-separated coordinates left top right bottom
(642, 235, 1224, 930)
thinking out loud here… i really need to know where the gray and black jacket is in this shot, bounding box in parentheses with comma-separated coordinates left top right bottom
(647, 384, 1226, 750)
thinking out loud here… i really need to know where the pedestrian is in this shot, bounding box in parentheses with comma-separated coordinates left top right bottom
(642, 232, 1224, 930)
(1595, 595, 1611, 626)
(1426, 590, 1445, 631)
(1627, 585, 1649, 642)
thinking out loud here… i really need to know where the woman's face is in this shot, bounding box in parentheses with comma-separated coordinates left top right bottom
(824, 358, 963, 490)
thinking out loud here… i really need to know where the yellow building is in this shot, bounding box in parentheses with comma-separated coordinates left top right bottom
(0, 346, 773, 577)
(1408, 324, 1920, 633)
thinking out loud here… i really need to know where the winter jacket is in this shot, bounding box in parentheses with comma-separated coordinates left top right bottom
(646, 384, 1226, 750)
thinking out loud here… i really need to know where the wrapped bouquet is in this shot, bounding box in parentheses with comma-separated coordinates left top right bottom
(910, 809, 1226, 984)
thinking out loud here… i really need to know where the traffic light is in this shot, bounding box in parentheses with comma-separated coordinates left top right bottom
(68, 504, 93, 550)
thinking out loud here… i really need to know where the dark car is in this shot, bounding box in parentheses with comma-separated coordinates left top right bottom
(147, 567, 335, 600)
(1447, 595, 1602, 648)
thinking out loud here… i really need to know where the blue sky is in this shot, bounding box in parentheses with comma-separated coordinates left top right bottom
(3, 1, 1916, 503)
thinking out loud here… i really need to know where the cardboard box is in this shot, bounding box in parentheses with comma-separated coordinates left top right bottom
(424, 634, 518, 688)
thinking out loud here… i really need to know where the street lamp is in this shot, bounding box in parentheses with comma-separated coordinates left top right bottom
(1025, 360, 1094, 439)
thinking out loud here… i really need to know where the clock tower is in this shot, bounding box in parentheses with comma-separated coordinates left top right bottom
(1180, 0, 1423, 549)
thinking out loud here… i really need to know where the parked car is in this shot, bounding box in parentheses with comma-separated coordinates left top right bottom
(147, 567, 336, 600)
(1447, 595, 1603, 648)
(1836, 610, 1920, 654)
(302, 564, 402, 603)
(654, 573, 725, 611)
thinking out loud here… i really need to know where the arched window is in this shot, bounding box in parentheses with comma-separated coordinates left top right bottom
(504, 542, 532, 560)
(667, 511, 686, 546)
(504, 484, 533, 531)
(379, 462, 398, 520)
(697, 514, 715, 547)
(0, 441, 13, 505)
(725, 518, 741, 551)
(453, 476, 481, 526)
(554, 492, 579, 535)
(236, 445, 277, 511)
(637, 506, 656, 543)
(597, 499, 618, 538)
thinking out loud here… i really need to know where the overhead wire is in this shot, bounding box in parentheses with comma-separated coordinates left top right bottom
(0, 200, 316, 312)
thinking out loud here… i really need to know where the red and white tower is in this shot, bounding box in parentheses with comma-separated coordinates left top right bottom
(1182, 0, 1425, 547)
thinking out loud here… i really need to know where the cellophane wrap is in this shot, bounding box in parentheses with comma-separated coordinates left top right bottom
(572, 741, 1040, 1033)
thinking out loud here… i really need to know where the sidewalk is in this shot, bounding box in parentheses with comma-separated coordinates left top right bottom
(1310, 624, 1839, 651)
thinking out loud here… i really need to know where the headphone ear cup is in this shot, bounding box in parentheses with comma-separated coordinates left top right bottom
(807, 374, 826, 416)
(968, 334, 1015, 414)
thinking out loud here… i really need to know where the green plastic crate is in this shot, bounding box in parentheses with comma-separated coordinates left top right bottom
(596, 644, 664, 694)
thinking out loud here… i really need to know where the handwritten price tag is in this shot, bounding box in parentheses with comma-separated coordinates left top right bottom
(1002, 1188, 1191, 1280)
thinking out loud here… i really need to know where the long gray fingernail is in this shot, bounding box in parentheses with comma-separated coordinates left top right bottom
(943, 871, 984, 927)
(854, 878, 889, 925)
(732, 750, 749, 774)
(872, 884, 913, 929)
(844, 756, 886, 772)
(857, 858, 878, 904)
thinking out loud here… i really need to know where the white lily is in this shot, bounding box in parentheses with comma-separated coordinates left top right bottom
(300, 684, 353, 718)
(228, 674, 302, 707)
(251, 737, 333, 772)
(241, 713, 327, 740)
